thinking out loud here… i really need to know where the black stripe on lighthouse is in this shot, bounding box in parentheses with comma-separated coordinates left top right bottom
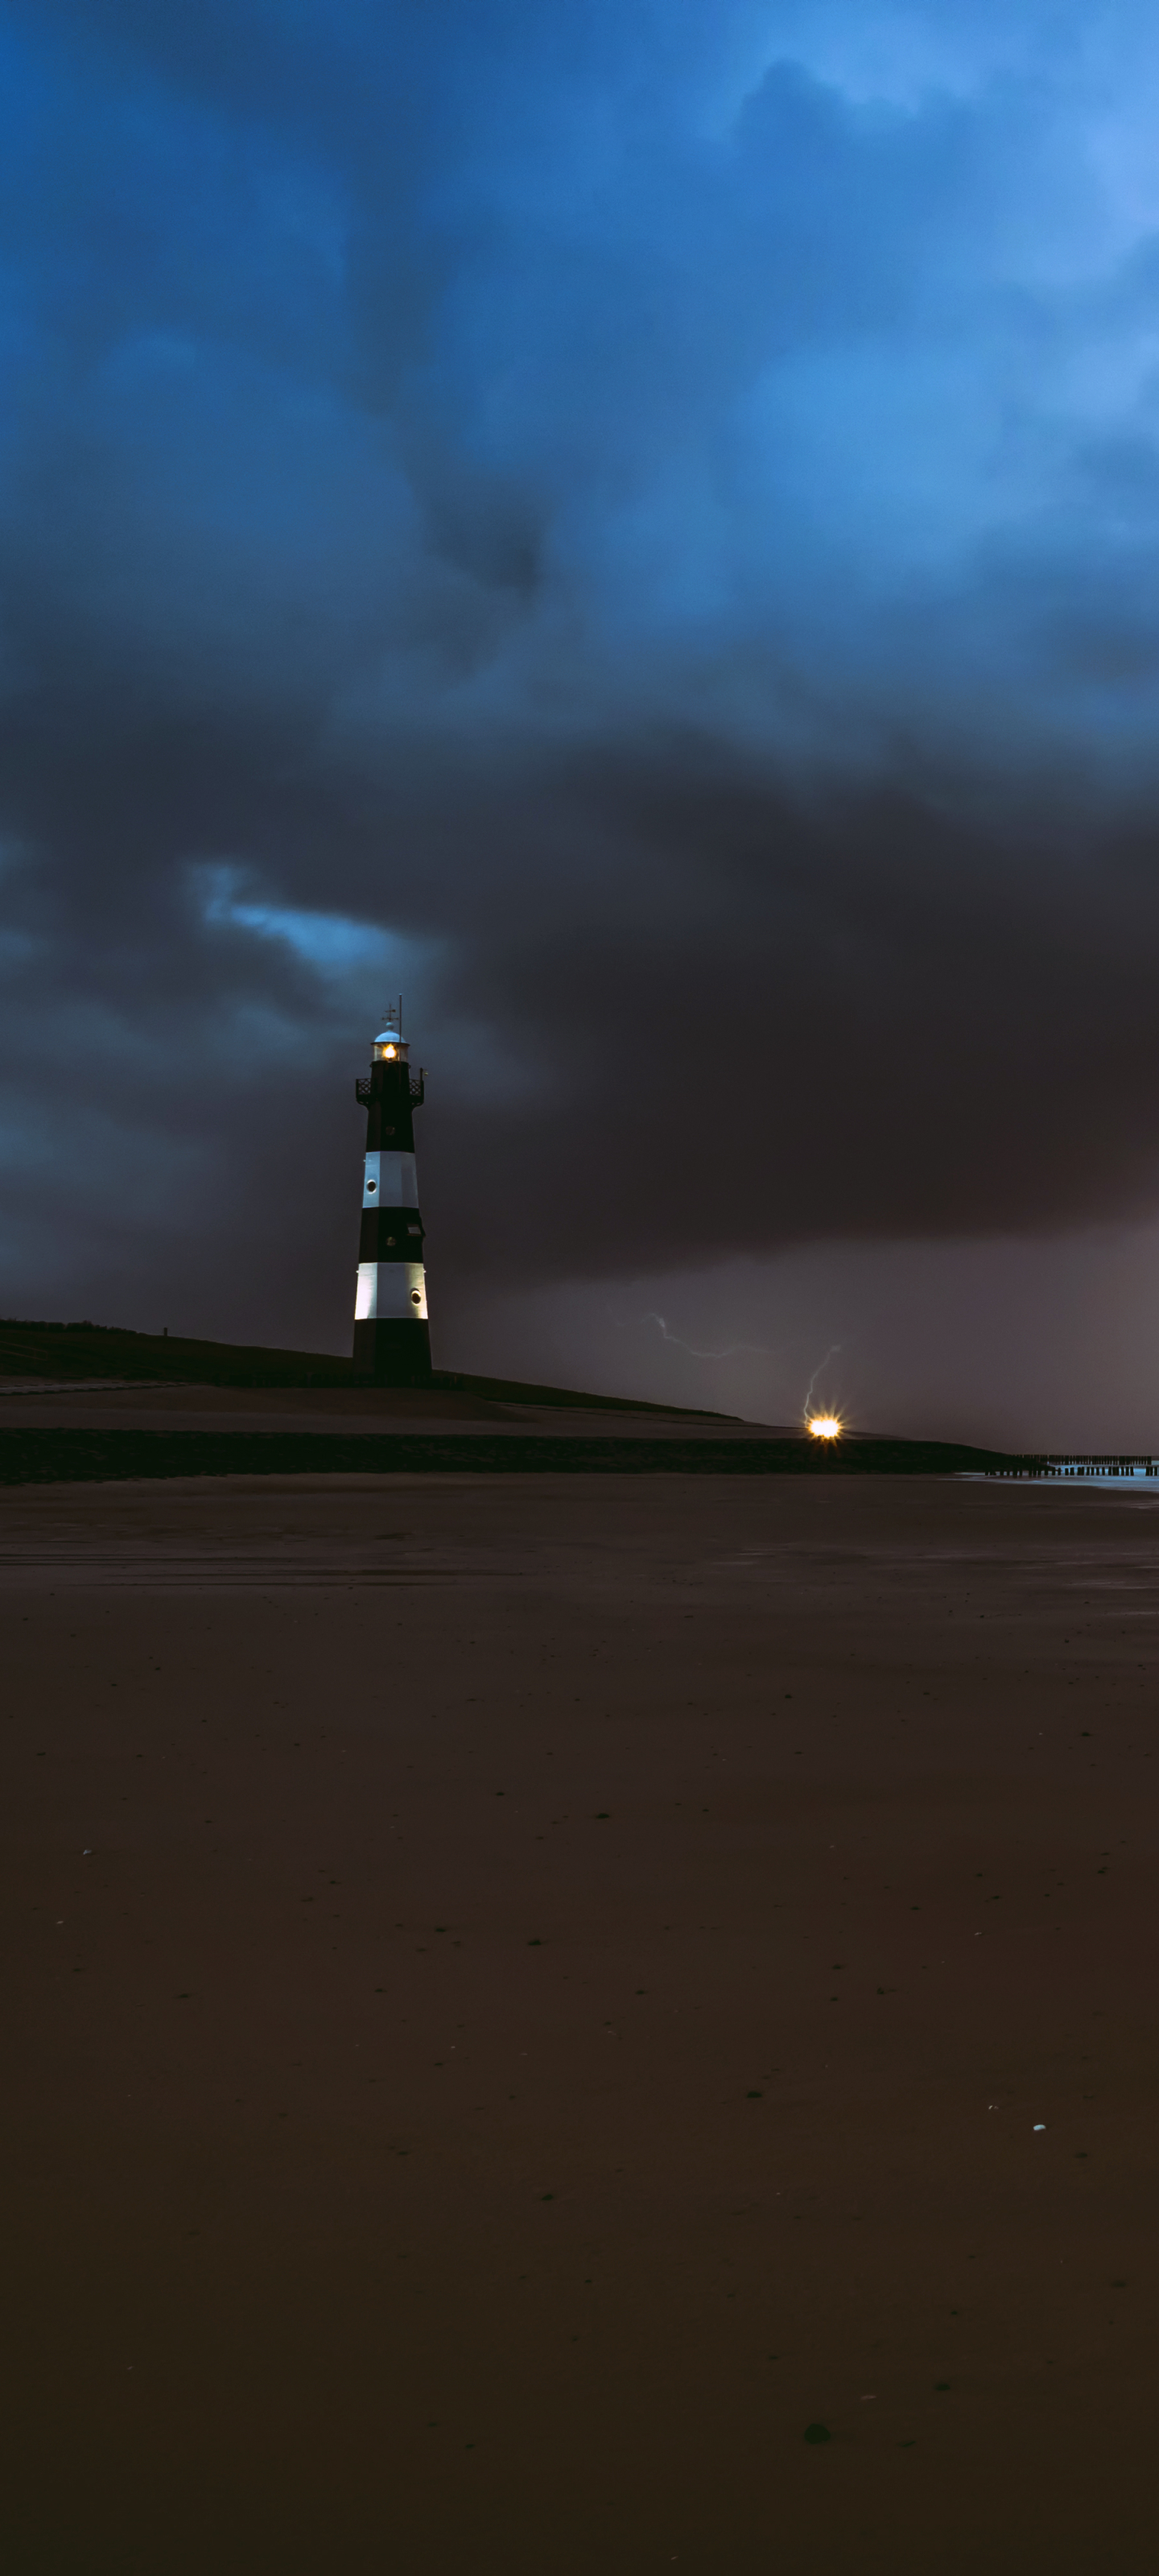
(352, 1013, 431, 1384)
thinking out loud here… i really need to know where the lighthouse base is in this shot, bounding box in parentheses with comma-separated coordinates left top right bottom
(353, 1319, 432, 1385)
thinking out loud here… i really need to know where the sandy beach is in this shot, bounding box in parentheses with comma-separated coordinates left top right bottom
(3, 1468, 1157, 2574)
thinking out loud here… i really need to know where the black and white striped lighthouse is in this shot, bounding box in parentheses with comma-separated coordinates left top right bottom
(353, 1005, 431, 1384)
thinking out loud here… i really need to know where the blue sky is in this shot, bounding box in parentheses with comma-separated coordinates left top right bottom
(5, 0, 1159, 1434)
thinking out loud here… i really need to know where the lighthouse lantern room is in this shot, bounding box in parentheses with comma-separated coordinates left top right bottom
(353, 1003, 431, 1383)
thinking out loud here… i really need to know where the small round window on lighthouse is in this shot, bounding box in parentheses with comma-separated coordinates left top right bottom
(410, 1290, 422, 1304)
(366, 1179, 377, 1194)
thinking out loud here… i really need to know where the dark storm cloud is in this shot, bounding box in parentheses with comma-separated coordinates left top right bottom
(5, 0, 1159, 1344)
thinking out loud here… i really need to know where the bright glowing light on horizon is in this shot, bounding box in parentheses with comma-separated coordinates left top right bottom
(807, 1414, 843, 1441)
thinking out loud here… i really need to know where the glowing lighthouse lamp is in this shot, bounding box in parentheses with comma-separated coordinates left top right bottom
(352, 1002, 431, 1384)
(807, 1414, 843, 1442)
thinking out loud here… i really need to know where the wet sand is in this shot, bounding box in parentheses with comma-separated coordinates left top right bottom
(2, 1470, 1158, 2574)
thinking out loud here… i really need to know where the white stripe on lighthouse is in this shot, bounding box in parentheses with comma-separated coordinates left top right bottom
(363, 1150, 419, 1209)
(354, 1262, 428, 1321)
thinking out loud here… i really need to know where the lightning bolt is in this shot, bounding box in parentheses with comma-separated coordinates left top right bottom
(641, 1311, 771, 1363)
(802, 1342, 843, 1418)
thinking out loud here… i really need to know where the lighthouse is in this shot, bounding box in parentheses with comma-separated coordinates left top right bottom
(353, 1005, 431, 1384)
